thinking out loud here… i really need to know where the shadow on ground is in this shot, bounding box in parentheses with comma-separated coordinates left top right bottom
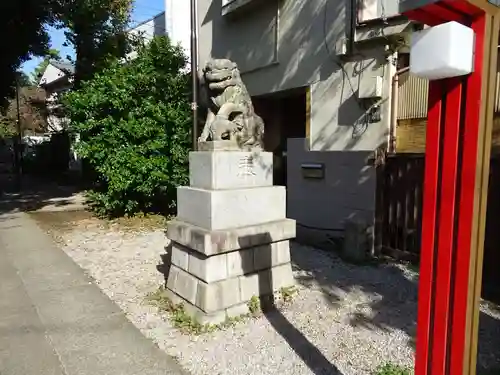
(159, 234, 345, 375)
(244, 233, 344, 375)
(290, 243, 500, 373)
(157, 237, 500, 373)
(0, 173, 87, 214)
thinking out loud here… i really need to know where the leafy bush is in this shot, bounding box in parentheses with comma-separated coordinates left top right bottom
(64, 36, 191, 217)
(0, 120, 15, 140)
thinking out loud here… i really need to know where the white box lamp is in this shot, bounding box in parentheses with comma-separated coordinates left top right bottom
(410, 21, 475, 80)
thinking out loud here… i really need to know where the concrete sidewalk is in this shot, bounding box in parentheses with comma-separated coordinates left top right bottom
(0, 212, 187, 375)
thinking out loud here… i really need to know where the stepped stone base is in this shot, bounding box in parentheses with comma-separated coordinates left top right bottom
(166, 219, 296, 256)
(176, 186, 286, 230)
(165, 221, 295, 324)
(165, 260, 293, 325)
(165, 147, 296, 324)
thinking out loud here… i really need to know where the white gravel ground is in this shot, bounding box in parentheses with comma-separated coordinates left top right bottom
(46, 219, 500, 375)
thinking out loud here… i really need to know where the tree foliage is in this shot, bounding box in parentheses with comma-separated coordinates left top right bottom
(31, 49, 61, 84)
(0, 0, 133, 108)
(17, 72, 33, 87)
(0, 86, 48, 137)
(0, 1, 54, 107)
(53, 0, 133, 87)
(64, 37, 191, 217)
(0, 118, 16, 140)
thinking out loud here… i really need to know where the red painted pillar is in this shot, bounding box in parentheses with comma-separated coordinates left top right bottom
(402, 3, 499, 375)
(449, 15, 488, 375)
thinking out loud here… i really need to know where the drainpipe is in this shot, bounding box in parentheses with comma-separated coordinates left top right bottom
(348, 0, 357, 54)
(389, 66, 410, 153)
(190, 0, 199, 150)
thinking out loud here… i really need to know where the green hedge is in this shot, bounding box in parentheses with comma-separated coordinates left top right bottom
(64, 36, 191, 217)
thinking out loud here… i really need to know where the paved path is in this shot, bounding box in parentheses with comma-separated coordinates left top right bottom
(0, 212, 187, 375)
(0, 175, 86, 213)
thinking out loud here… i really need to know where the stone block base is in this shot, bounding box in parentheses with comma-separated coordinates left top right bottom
(166, 218, 296, 256)
(161, 287, 252, 325)
(166, 142, 296, 325)
(165, 240, 294, 325)
(176, 185, 286, 230)
(189, 151, 273, 190)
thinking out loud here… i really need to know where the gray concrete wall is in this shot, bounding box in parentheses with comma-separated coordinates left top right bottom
(287, 138, 376, 248)
(309, 48, 392, 151)
(198, 0, 395, 152)
(199, 0, 344, 93)
(198, 0, 392, 248)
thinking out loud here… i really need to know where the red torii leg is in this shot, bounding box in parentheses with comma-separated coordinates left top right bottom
(403, 3, 499, 375)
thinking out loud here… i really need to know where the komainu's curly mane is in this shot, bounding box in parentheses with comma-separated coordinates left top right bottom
(198, 59, 264, 149)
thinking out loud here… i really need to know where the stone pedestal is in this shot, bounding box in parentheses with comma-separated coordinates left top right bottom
(165, 143, 296, 324)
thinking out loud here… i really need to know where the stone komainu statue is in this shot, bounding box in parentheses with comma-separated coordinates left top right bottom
(198, 59, 264, 149)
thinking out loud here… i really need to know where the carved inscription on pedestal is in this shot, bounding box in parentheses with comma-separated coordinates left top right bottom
(237, 155, 256, 177)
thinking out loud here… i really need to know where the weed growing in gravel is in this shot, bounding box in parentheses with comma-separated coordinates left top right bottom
(146, 287, 261, 335)
(373, 363, 412, 375)
(405, 262, 420, 274)
(279, 286, 298, 303)
(145, 287, 204, 334)
(248, 296, 261, 316)
(146, 286, 298, 335)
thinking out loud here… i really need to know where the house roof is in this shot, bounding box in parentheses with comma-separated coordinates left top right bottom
(49, 60, 75, 75)
(38, 60, 75, 88)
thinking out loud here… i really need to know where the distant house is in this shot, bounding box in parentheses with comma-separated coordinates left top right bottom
(38, 60, 75, 132)
(37, 60, 79, 172)
(35, 12, 167, 174)
(38, 11, 167, 104)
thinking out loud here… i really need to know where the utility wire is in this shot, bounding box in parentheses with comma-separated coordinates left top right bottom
(323, 0, 370, 138)
(128, 18, 168, 32)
